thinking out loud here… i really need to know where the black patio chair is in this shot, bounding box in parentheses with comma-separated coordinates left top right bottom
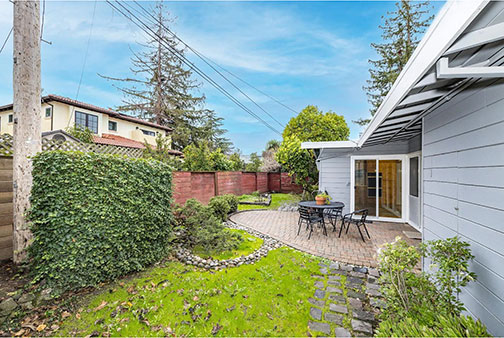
(325, 207, 343, 232)
(339, 209, 372, 242)
(298, 206, 326, 239)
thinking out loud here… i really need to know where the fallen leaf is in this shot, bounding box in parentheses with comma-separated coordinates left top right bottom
(50, 324, 60, 331)
(14, 329, 25, 337)
(61, 311, 72, 319)
(36, 324, 47, 332)
(76, 313, 81, 320)
(119, 282, 125, 287)
(205, 310, 212, 321)
(192, 296, 199, 301)
(211, 323, 222, 335)
(93, 300, 108, 312)
(127, 286, 136, 294)
(120, 317, 130, 323)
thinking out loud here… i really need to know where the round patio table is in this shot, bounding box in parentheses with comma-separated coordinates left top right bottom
(298, 201, 345, 237)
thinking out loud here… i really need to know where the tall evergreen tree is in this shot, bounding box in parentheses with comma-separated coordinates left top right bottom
(101, 2, 230, 151)
(357, 0, 433, 126)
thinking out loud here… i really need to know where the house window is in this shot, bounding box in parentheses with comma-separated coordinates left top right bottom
(8, 114, 13, 123)
(141, 129, 156, 136)
(75, 111, 98, 134)
(410, 156, 419, 197)
(45, 107, 52, 118)
(108, 121, 117, 131)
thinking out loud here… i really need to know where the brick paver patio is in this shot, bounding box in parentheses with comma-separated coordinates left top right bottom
(230, 210, 421, 267)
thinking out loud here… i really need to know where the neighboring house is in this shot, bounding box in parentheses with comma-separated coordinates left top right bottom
(302, 1, 504, 334)
(0, 94, 182, 154)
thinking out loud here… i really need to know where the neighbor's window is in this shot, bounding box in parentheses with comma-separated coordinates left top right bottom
(8, 114, 13, 123)
(108, 121, 117, 131)
(410, 156, 419, 197)
(45, 107, 52, 118)
(141, 129, 156, 136)
(75, 111, 98, 134)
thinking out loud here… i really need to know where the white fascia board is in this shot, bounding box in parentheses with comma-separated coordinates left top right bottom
(301, 141, 358, 149)
(357, 0, 489, 148)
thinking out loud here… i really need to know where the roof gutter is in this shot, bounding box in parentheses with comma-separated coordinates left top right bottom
(357, 0, 489, 148)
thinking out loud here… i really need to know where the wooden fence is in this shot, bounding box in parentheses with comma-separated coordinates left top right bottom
(172, 171, 302, 205)
(0, 157, 13, 260)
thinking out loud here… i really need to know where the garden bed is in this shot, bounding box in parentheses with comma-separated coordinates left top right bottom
(238, 193, 301, 211)
(238, 193, 271, 206)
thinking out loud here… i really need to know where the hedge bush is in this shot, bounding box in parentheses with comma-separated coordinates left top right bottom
(208, 194, 239, 221)
(28, 151, 173, 292)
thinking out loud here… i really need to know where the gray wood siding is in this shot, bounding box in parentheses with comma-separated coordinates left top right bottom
(422, 78, 504, 335)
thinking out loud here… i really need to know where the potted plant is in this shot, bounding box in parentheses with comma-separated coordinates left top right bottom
(315, 191, 331, 205)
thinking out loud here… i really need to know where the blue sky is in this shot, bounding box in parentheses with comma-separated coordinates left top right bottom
(0, 1, 443, 154)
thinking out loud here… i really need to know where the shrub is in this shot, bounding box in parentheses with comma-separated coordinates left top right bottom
(28, 151, 173, 292)
(375, 314, 490, 337)
(175, 199, 242, 253)
(65, 125, 94, 143)
(208, 194, 239, 221)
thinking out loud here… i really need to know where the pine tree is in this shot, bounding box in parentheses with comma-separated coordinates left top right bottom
(357, 0, 433, 126)
(101, 2, 230, 151)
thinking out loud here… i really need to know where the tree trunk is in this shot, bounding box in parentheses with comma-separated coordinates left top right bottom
(12, 0, 42, 264)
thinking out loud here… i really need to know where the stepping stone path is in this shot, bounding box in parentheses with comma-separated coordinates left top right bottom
(308, 262, 382, 337)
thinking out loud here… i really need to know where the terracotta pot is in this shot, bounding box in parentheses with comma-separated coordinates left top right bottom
(315, 196, 326, 205)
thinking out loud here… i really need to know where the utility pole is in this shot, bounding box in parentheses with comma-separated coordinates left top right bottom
(12, 0, 41, 263)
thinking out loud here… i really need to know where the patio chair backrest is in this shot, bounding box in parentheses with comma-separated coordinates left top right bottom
(354, 209, 368, 223)
(298, 206, 313, 220)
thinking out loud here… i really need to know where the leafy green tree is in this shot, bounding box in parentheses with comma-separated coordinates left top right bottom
(100, 3, 230, 151)
(182, 142, 233, 171)
(261, 139, 281, 172)
(65, 125, 93, 144)
(357, 0, 433, 126)
(276, 105, 350, 190)
(229, 152, 245, 171)
(143, 134, 183, 170)
(245, 152, 262, 172)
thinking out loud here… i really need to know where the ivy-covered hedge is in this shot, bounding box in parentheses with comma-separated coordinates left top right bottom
(28, 151, 173, 292)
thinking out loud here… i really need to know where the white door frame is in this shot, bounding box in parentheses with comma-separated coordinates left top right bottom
(350, 154, 408, 223)
(406, 151, 422, 231)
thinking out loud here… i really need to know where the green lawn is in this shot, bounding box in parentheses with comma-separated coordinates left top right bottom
(192, 229, 263, 260)
(238, 193, 301, 211)
(57, 247, 324, 337)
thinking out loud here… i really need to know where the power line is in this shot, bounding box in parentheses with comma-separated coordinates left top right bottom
(107, 0, 282, 136)
(75, 0, 97, 100)
(130, 0, 286, 128)
(0, 27, 13, 55)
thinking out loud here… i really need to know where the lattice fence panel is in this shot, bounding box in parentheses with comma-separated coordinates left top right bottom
(1, 134, 144, 158)
(0, 134, 13, 156)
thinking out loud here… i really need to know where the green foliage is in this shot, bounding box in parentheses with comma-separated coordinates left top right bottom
(244, 152, 262, 172)
(182, 142, 234, 171)
(175, 199, 241, 253)
(420, 237, 477, 314)
(375, 314, 491, 337)
(376, 236, 488, 337)
(276, 105, 349, 190)
(208, 194, 239, 221)
(65, 125, 94, 143)
(359, 1, 433, 125)
(193, 229, 263, 260)
(229, 152, 245, 171)
(261, 140, 281, 172)
(27, 151, 173, 292)
(143, 134, 183, 170)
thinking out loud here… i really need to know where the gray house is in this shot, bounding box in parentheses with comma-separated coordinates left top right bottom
(302, 0, 504, 334)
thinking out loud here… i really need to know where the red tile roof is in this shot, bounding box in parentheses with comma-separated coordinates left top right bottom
(0, 94, 173, 132)
(93, 133, 183, 156)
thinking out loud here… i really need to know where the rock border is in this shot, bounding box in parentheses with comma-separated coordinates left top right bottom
(174, 221, 283, 270)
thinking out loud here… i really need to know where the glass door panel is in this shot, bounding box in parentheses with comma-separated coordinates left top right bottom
(378, 160, 402, 218)
(354, 160, 377, 216)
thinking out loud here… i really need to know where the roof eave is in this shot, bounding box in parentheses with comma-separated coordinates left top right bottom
(357, 0, 489, 148)
(301, 141, 358, 149)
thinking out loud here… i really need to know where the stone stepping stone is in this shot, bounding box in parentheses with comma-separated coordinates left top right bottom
(340, 264, 353, 272)
(324, 312, 344, 325)
(327, 286, 342, 294)
(314, 281, 325, 288)
(351, 319, 373, 335)
(347, 277, 364, 285)
(328, 280, 341, 286)
(320, 267, 329, 275)
(370, 298, 386, 309)
(335, 327, 351, 337)
(329, 303, 348, 314)
(349, 271, 366, 278)
(308, 298, 325, 307)
(328, 275, 341, 281)
(329, 262, 340, 270)
(348, 298, 363, 310)
(314, 289, 326, 299)
(328, 294, 345, 303)
(310, 307, 322, 320)
(347, 290, 365, 300)
(353, 266, 368, 274)
(308, 321, 331, 335)
(319, 262, 329, 268)
(352, 309, 375, 322)
(312, 274, 325, 280)
(366, 282, 380, 290)
(368, 268, 379, 277)
(366, 288, 381, 297)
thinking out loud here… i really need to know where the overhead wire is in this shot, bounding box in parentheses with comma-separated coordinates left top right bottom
(129, 0, 287, 128)
(0, 27, 13, 55)
(107, 0, 282, 135)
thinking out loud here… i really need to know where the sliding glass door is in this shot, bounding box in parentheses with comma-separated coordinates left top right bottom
(354, 158, 403, 219)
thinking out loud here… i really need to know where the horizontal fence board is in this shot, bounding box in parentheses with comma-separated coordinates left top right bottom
(0, 224, 12, 238)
